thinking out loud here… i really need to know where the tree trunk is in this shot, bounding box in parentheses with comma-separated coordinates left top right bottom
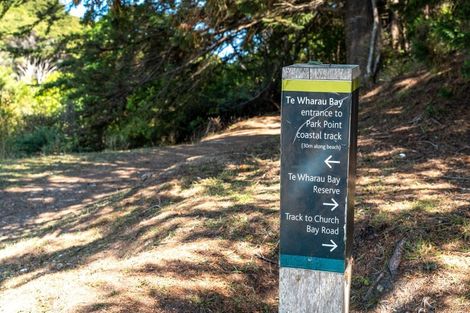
(366, 0, 381, 83)
(344, 0, 374, 81)
(390, 0, 400, 50)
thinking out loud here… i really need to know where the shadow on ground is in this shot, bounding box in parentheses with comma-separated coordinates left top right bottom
(0, 58, 468, 312)
(0, 122, 281, 312)
(350, 57, 469, 312)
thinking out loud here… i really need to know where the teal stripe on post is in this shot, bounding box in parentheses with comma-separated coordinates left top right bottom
(280, 254, 345, 273)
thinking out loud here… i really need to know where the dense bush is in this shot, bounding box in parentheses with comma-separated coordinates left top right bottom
(1, 0, 468, 158)
(11, 126, 63, 155)
(410, 3, 469, 63)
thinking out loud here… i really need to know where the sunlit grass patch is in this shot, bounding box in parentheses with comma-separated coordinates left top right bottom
(0, 101, 467, 313)
(369, 210, 390, 228)
(360, 178, 387, 193)
(0, 154, 85, 172)
(198, 177, 231, 197)
(378, 197, 439, 213)
(0, 228, 103, 261)
(186, 165, 258, 203)
(225, 214, 252, 240)
(231, 192, 253, 204)
(201, 207, 276, 244)
(0, 116, 283, 312)
(437, 254, 470, 271)
(405, 239, 438, 261)
(179, 161, 227, 189)
(410, 198, 440, 212)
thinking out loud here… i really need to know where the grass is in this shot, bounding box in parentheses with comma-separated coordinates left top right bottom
(0, 124, 281, 312)
(350, 55, 470, 312)
(411, 198, 440, 212)
(1, 58, 469, 312)
(405, 239, 437, 261)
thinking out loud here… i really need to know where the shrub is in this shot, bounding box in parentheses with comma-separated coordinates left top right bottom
(12, 126, 63, 155)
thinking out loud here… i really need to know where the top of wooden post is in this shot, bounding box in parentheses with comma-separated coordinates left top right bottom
(282, 64, 360, 81)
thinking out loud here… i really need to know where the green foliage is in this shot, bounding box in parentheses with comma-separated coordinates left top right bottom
(461, 59, 470, 79)
(55, 1, 346, 151)
(405, 1, 469, 62)
(0, 0, 82, 158)
(11, 126, 63, 155)
(0, 66, 27, 158)
(1, 0, 467, 157)
(0, 63, 71, 157)
(0, 0, 80, 37)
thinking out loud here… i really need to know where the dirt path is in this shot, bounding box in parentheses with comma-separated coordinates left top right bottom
(0, 116, 280, 242)
(0, 62, 468, 312)
(0, 116, 282, 313)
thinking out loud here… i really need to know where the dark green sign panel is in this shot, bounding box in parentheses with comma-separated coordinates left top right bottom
(280, 78, 358, 273)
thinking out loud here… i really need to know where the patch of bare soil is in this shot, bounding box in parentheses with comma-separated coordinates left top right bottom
(0, 58, 468, 312)
(352, 56, 469, 312)
(0, 116, 281, 313)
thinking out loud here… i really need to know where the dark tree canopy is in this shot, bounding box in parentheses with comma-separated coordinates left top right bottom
(0, 0, 468, 155)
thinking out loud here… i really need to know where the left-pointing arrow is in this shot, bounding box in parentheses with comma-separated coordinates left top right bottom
(323, 198, 339, 211)
(322, 239, 338, 252)
(324, 155, 340, 168)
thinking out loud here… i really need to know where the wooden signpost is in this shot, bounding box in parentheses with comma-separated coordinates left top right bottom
(279, 64, 360, 313)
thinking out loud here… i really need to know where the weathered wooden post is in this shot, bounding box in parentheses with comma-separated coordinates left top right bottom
(279, 64, 360, 313)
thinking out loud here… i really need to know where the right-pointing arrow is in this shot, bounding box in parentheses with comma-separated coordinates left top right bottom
(324, 155, 340, 168)
(323, 198, 339, 211)
(322, 239, 338, 252)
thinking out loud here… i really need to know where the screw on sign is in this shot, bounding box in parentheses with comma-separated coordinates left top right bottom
(279, 64, 359, 313)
